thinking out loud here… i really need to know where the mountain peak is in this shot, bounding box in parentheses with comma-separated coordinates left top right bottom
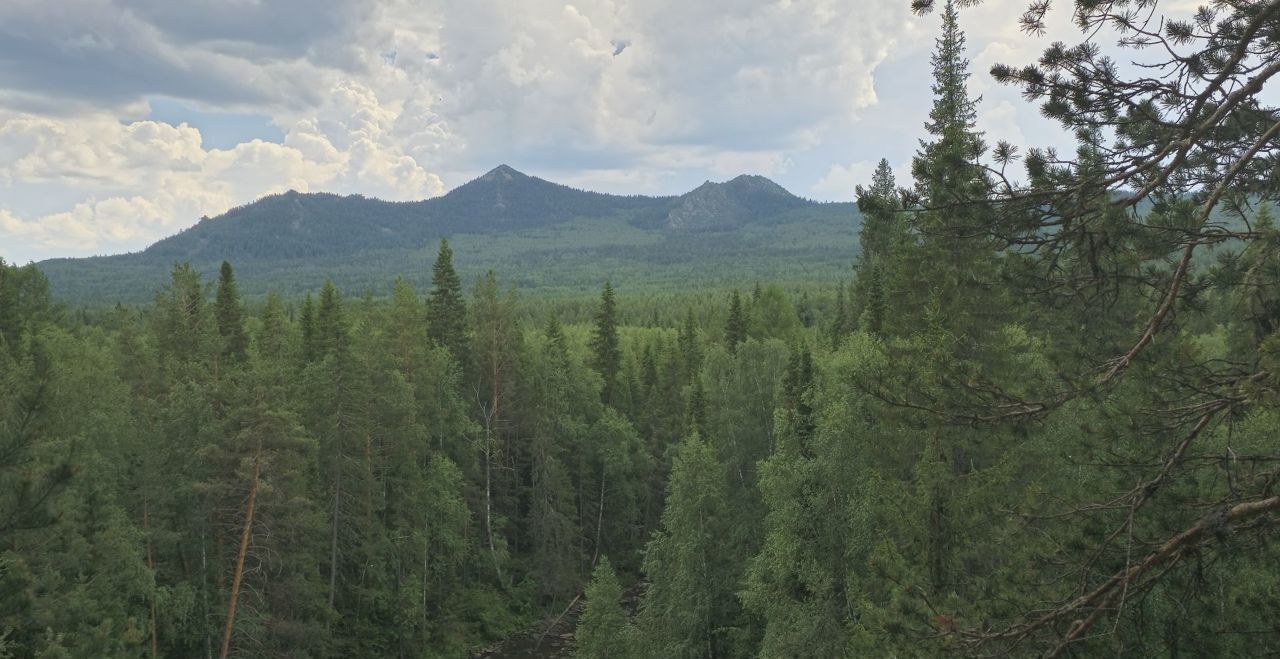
(665, 174, 804, 230)
(479, 164, 527, 182)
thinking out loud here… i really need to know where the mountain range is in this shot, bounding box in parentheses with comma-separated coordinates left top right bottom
(37, 165, 861, 304)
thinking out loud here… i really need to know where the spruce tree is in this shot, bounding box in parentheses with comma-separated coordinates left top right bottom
(913, 0, 984, 205)
(214, 261, 249, 362)
(677, 308, 701, 383)
(316, 280, 349, 360)
(830, 286, 849, 349)
(152, 262, 214, 365)
(527, 316, 580, 604)
(426, 239, 468, 361)
(640, 343, 658, 393)
(724, 290, 747, 354)
(862, 263, 886, 337)
(781, 344, 815, 439)
(300, 292, 318, 364)
(257, 292, 289, 361)
(546, 313, 568, 357)
(856, 158, 902, 263)
(683, 377, 706, 439)
(589, 281, 621, 405)
(576, 557, 633, 659)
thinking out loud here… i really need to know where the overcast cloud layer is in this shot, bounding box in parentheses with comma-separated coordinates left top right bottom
(0, 0, 1078, 263)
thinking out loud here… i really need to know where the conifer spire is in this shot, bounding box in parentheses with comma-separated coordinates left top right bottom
(427, 238, 468, 361)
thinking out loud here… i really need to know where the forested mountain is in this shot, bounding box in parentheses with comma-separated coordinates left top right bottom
(36, 167, 857, 304)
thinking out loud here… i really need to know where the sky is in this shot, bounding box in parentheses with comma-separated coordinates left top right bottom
(0, 0, 1087, 264)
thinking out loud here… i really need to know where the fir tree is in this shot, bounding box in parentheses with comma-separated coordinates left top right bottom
(257, 292, 289, 361)
(152, 262, 214, 365)
(214, 261, 249, 363)
(316, 280, 349, 360)
(856, 158, 903, 260)
(781, 344, 815, 440)
(546, 313, 569, 358)
(426, 239, 468, 361)
(684, 377, 706, 438)
(641, 343, 659, 393)
(863, 263, 886, 337)
(589, 281, 621, 405)
(830, 286, 849, 349)
(725, 290, 747, 354)
(912, 0, 986, 212)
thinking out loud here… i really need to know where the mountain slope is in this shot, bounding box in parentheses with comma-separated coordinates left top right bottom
(37, 166, 861, 304)
(662, 175, 807, 230)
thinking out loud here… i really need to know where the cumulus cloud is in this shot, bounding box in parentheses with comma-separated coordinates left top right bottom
(810, 159, 913, 202)
(0, 0, 1078, 263)
(0, 80, 445, 261)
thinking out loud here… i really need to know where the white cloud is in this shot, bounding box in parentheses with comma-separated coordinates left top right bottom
(0, 0, 1095, 263)
(810, 159, 911, 202)
(0, 81, 445, 261)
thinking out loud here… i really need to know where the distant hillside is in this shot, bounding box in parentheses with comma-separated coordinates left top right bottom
(38, 166, 861, 304)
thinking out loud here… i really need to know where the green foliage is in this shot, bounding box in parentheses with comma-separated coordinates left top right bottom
(214, 260, 249, 363)
(427, 239, 468, 361)
(639, 433, 742, 657)
(11, 2, 1280, 656)
(575, 558, 633, 659)
(724, 290, 747, 354)
(590, 281, 621, 405)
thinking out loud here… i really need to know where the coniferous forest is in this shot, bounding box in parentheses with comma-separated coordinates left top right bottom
(4, 0, 1280, 657)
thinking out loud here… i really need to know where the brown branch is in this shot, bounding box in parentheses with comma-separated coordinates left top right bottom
(966, 495, 1280, 654)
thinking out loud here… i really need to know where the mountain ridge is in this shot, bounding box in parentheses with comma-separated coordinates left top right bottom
(37, 165, 861, 304)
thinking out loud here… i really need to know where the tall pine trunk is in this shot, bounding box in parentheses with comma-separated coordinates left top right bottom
(219, 444, 260, 659)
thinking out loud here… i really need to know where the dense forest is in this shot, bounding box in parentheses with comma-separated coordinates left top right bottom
(5, 0, 1280, 657)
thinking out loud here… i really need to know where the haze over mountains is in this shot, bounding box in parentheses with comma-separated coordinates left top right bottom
(38, 165, 861, 304)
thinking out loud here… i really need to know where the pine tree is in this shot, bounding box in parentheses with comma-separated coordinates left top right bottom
(589, 281, 621, 405)
(426, 239, 468, 361)
(214, 261, 249, 363)
(725, 290, 747, 354)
